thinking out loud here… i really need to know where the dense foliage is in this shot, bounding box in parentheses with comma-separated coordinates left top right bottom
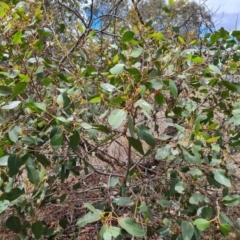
(0, 0, 240, 239)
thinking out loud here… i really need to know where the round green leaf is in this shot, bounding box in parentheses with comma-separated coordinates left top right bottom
(118, 217, 146, 237)
(108, 109, 127, 129)
(32, 221, 43, 239)
(6, 216, 22, 233)
(193, 218, 210, 231)
(175, 181, 186, 194)
(181, 221, 194, 240)
(130, 47, 143, 58)
(155, 145, 171, 160)
(109, 64, 125, 75)
(154, 92, 165, 105)
(122, 31, 134, 42)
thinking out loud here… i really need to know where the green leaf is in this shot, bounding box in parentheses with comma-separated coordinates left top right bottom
(193, 219, 210, 231)
(221, 195, 240, 206)
(175, 181, 186, 193)
(128, 115, 136, 138)
(169, 80, 178, 99)
(209, 64, 221, 75)
(0, 188, 24, 201)
(219, 212, 233, 226)
(179, 146, 197, 164)
(12, 82, 27, 98)
(32, 221, 43, 239)
(1, 101, 21, 110)
(0, 2, 10, 10)
(139, 203, 154, 222)
(222, 80, 238, 92)
(147, 79, 163, 90)
(130, 47, 143, 58)
(109, 64, 125, 75)
(93, 125, 111, 133)
(8, 154, 22, 177)
(181, 221, 194, 240)
(158, 200, 172, 208)
(219, 224, 231, 236)
(6, 216, 22, 233)
(0, 155, 8, 166)
(100, 83, 116, 92)
(122, 31, 134, 42)
(113, 197, 133, 206)
(155, 145, 171, 160)
(34, 154, 50, 167)
(154, 92, 165, 105)
(118, 217, 146, 237)
(12, 31, 22, 44)
(189, 192, 204, 205)
(134, 99, 152, 112)
(0, 86, 12, 96)
(25, 102, 46, 113)
(8, 126, 19, 143)
(69, 131, 80, 151)
(50, 134, 63, 147)
(128, 137, 144, 155)
(26, 165, 39, 185)
(0, 200, 10, 213)
(84, 203, 101, 217)
(90, 96, 101, 103)
(109, 176, 119, 187)
(76, 203, 101, 227)
(106, 227, 121, 238)
(214, 169, 231, 187)
(108, 109, 127, 129)
(76, 211, 100, 227)
(136, 125, 155, 147)
(55, 116, 70, 125)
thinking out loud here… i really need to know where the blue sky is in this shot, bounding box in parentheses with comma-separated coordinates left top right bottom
(192, 0, 240, 31)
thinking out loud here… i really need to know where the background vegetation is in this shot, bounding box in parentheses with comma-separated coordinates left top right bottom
(0, 0, 240, 239)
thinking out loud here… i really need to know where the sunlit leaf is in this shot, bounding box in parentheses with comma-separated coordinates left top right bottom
(108, 109, 127, 129)
(214, 169, 231, 187)
(118, 217, 146, 237)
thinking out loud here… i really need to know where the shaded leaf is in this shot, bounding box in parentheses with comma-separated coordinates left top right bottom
(26, 165, 39, 185)
(128, 137, 144, 155)
(69, 131, 80, 151)
(8, 154, 22, 177)
(6, 216, 22, 233)
(32, 221, 43, 239)
(136, 125, 155, 147)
